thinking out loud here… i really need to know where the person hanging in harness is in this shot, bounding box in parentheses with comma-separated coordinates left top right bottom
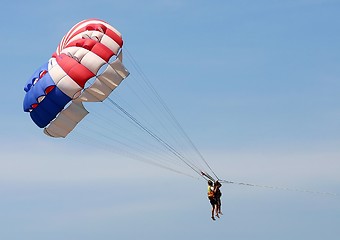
(207, 180, 217, 220)
(214, 180, 222, 217)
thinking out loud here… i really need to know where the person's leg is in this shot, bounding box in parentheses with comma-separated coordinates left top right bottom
(210, 199, 216, 220)
(211, 205, 216, 220)
(218, 199, 222, 214)
(215, 202, 220, 218)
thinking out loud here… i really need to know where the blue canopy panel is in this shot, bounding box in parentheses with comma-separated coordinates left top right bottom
(29, 87, 72, 128)
(24, 62, 49, 93)
(23, 63, 57, 112)
(23, 62, 72, 128)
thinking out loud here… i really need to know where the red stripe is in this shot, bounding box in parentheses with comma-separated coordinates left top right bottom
(84, 23, 123, 47)
(66, 38, 97, 50)
(63, 20, 93, 45)
(65, 39, 114, 62)
(59, 19, 95, 52)
(105, 28, 123, 47)
(63, 22, 123, 50)
(91, 43, 114, 62)
(64, 22, 106, 46)
(55, 54, 94, 88)
(66, 27, 88, 42)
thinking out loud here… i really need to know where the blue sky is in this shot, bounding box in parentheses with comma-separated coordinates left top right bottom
(1, 0, 340, 239)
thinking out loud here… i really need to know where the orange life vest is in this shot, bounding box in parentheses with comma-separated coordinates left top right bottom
(207, 186, 214, 198)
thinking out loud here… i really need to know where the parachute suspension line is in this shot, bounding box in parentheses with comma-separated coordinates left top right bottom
(110, 86, 181, 156)
(106, 97, 201, 176)
(121, 58, 198, 165)
(69, 122, 198, 179)
(76, 105, 193, 174)
(124, 47, 218, 180)
(95, 100, 189, 165)
(73, 81, 197, 179)
(106, 97, 205, 179)
(219, 179, 338, 197)
(121, 79, 187, 155)
(201, 171, 216, 182)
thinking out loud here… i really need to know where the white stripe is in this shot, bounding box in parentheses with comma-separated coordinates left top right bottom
(60, 47, 107, 74)
(57, 19, 122, 54)
(48, 58, 83, 99)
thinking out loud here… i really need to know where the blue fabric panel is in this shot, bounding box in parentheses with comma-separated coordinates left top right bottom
(24, 62, 48, 92)
(30, 86, 72, 128)
(23, 63, 55, 112)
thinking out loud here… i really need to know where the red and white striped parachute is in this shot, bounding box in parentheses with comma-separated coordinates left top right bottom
(23, 19, 129, 138)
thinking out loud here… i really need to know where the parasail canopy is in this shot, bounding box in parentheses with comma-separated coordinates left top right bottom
(23, 19, 129, 138)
